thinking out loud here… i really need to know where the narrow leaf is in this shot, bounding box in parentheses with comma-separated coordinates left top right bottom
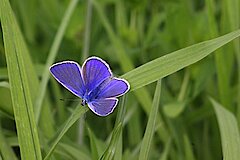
(44, 106, 88, 160)
(0, 0, 42, 159)
(100, 123, 122, 160)
(35, 0, 80, 123)
(58, 142, 91, 160)
(122, 29, 240, 91)
(210, 98, 240, 160)
(139, 80, 161, 160)
(88, 127, 100, 160)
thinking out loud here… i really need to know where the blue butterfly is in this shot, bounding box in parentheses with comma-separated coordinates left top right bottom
(50, 56, 130, 116)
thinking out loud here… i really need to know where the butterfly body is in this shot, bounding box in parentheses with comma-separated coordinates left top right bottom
(50, 56, 130, 116)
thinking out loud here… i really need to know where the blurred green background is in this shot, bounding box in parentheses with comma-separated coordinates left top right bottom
(0, 0, 240, 159)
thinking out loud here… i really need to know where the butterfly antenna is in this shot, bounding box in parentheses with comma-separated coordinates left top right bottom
(60, 98, 80, 102)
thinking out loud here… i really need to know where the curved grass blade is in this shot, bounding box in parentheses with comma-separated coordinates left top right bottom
(139, 80, 161, 160)
(35, 0, 80, 124)
(44, 105, 88, 160)
(122, 29, 240, 91)
(0, 0, 42, 159)
(210, 98, 240, 160)
(99, 123, 122, 160)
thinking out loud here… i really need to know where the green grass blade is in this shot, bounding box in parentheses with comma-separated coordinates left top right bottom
(87, 127, 100, 160)
(44, 105, 88, 160)
(91, 0, 151, 112)
(58, 143, 91, 160)
(100, 123, 122, 160)
(92, 0, 169, 143)
(206, 0, 232, 109)
(210, 98, 240, 160)
(0, 126, 18, 160)
(139, 80, 161, 160)
(159, 138, 172, 160)
(114, 96, 127, 160)
(35, 0, 79, 123)
(0, 0, 42, 159)
(122, 29, 240, 91)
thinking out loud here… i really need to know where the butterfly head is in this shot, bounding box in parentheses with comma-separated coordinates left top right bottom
(81, 99, 87, 106)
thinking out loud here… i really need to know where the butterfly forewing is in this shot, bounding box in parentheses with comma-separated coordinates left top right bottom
(82, 57, 112, 93)
(88, 98, 118, 116)
(50, 61, 85, 98)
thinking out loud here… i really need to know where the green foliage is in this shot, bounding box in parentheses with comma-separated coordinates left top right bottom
(210, 98, 240, 160)
(0, 0, 240, 159)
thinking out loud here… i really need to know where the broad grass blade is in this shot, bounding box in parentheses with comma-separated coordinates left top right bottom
(0, 0, 42, 159)
(122, 29, 240, 91)
(139, 80, 161, 160)
(210, 98, 240, 160)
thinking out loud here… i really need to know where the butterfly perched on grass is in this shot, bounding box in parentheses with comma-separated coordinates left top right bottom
(50, 56, 130, 116)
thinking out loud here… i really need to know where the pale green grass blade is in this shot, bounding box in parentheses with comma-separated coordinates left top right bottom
(44, 106, 88, 160)
(206, 0, 232, 109)
(82, 0, 92, 60)
(139, 80, 161, 160)
(122, 29, 240, 91)
(0, 0, 42, 159)
(114, 96, 126, 160)
(159, 138, 172, 160)
(183, 133, 196, 160)
(225, 0, 240, 123)
(210, 98, 240, 160)
(88, 127, 100, 160)
(0, 127, 18, 160)
(58, 143, 91, 160)
(163, 101, 186, 118)
(100, 123, 122, 160)
(35, 0, 79, 123)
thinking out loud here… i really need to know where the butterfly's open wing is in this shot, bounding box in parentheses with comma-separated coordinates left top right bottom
(50, 61, 85, 98)
(88, 98, 118, 116)
(82, 57, 112, 93)
(97, 78, 130, 99)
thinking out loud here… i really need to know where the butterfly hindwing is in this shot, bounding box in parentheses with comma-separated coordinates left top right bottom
(97, 78, 130, 99)
(50, 61, 85, 98)
(88, 98, 118, 116)
(82, 57, 112, 93)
